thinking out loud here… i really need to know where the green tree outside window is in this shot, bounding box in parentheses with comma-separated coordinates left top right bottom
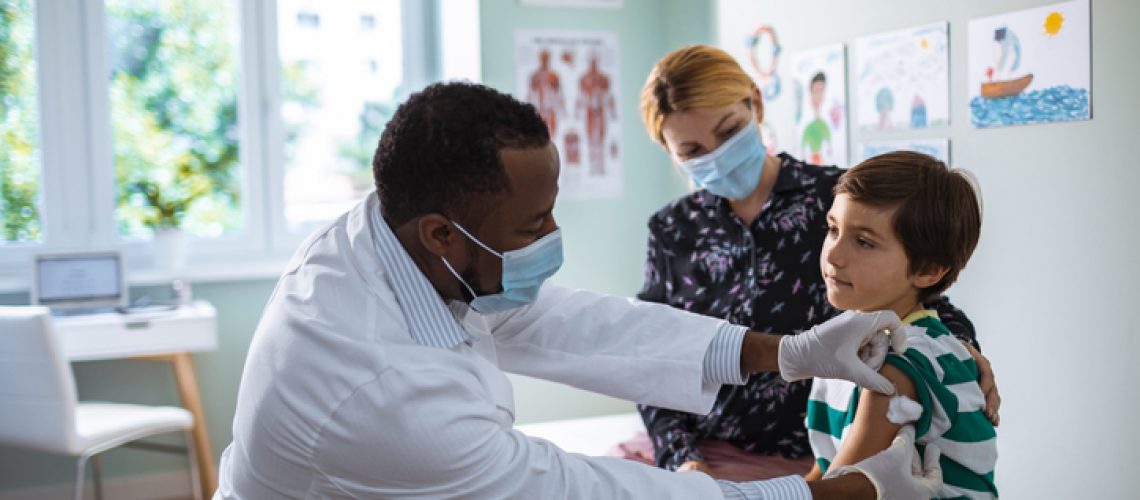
(0, 0, 42, 244)
(109, 0, 242, 237)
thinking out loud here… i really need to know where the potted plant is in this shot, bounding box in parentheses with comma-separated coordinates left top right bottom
(128, 170, 213, 273)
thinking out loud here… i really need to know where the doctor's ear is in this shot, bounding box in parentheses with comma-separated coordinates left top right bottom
(417, 214, 455, 257)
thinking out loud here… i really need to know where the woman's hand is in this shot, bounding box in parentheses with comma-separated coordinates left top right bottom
(960, 340, 1001, 426)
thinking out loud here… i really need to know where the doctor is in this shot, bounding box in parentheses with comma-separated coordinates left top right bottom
(216, 82, 940, 499)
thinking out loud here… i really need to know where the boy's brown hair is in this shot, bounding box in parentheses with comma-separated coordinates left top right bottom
(834, 151, 982, 302)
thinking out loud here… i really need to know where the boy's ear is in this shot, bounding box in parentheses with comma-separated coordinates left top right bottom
(911, 264, 950, 289)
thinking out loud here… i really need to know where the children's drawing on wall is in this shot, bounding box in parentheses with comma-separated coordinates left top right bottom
(859, 138, 950, 164)
(855, 22, 949, 131)
(516, 30, 622, 198)
(792, 44, 848, 167)
(968, 0, 1090, 128)
(746, 25, 782, 101)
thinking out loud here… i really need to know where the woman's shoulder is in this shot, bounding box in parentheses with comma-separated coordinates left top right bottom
(778, 152, 844, 179)
(777, 153, 843, 199)
(647, 190, 713, 228)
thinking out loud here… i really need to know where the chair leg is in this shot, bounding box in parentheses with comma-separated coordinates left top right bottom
(92, 454, 104, 500)
(186, 430, 203, 500)
(74, 455, 89, 500)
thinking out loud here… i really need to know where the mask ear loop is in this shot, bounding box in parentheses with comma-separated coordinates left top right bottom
(440, 220, 494, 301)
(449, 221, 504, 258)
(440, 255, 480, 301)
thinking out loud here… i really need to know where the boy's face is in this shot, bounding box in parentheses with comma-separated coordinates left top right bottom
(820, 194, 927, 316)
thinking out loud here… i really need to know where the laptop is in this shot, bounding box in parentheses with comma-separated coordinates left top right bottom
(31, 251, 128, 313)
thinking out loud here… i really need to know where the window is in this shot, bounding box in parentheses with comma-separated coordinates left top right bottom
(277, 1, 401, 230)
(106, 0, 243, 239)
(0, 0, 42, 245)
(0, 0, 480, 286)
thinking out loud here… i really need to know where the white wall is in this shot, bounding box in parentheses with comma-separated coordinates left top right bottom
(716, 0, 1140, 497)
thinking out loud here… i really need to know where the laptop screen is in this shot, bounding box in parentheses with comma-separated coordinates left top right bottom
(34, 253, 125, 309)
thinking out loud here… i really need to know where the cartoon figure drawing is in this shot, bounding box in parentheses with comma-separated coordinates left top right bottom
(910, 95, 927, 128)
(875, 87, 894, 129)
(800, 72, 832, 165)
(576, 52, 617, 176)
(527, 49, 566, 135)
(982, 26, 1033, 98)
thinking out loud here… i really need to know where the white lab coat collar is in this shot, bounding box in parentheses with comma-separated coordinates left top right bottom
(365, 193, 473, 349)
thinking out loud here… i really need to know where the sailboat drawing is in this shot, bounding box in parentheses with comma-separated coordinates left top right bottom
(982, 26, 1033, 98)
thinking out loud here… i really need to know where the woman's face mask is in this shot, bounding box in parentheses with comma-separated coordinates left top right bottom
(440, 221, 563, 314)
(675, 116, 767, 200)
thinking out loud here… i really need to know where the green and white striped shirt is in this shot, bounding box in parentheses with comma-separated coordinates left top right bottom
(806, 310, 998, 499)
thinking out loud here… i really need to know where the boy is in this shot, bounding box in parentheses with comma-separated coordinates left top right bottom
(803, 151, 997, 498)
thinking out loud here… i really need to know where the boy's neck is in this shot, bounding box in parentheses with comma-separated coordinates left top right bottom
(891, 301, 926, 324)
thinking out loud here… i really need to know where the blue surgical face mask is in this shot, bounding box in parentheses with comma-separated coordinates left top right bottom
(440, 221, 563, 314)
(676, 119, 766, 200)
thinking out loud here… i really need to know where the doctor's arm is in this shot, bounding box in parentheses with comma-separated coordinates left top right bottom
(316, 363, 726, 498)
(328, 362, 902, 499)
(488, 284, 907, 414)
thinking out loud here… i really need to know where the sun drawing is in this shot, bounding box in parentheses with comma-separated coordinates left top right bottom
(1044, 10, 1065, 36)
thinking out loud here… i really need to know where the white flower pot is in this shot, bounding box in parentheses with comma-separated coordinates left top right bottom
(153, 227, 187, 274)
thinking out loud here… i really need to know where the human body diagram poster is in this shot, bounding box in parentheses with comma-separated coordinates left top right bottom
(515, 30, 623, 199)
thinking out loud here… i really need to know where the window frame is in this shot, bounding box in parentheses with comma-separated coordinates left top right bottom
(0, 0, 479, 292)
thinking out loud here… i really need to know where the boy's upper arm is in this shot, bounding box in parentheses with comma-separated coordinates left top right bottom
(828, 363, 919, 470)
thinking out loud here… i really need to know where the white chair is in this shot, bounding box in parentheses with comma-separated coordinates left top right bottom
(0, 306, 201, 500)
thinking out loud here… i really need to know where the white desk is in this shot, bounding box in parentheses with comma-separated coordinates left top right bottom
(55, 301, 218, 361)
(516, 413, 644, 457)
(53, 301, 219, 496)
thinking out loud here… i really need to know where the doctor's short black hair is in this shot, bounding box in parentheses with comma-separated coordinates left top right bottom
(373, 81, 551, 227)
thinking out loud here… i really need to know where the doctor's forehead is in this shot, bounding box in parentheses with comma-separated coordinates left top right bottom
(500, 143, 558, 189)
(497, 143, 559, 208)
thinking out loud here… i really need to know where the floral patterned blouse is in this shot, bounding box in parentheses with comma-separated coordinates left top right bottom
(636, 153, 978, 469)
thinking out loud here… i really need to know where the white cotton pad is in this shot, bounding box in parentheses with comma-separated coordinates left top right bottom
(886, 395, 923, 424)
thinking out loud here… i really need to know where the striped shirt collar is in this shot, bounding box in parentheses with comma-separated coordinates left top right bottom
(368, 197, 473, 349)
(901, 309, 939, 325)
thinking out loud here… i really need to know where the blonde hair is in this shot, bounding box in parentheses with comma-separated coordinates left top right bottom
(640, 45, 756, 146)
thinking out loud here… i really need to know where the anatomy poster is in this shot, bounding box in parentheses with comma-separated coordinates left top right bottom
(791, 43, 848, 167)
(515, 29, 622, 199)
(855, 22, 949, 131)
(968, 0, 1091, 128)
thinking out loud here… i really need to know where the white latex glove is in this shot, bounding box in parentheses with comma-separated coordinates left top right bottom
(823, 426, 942, 500)
(778, 310, 905, 395)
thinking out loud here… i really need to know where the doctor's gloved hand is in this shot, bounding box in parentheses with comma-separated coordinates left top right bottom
(778, 310, 905, 395)
(823, 426, 942, 500)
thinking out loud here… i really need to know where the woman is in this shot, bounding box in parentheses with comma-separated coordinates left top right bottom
(633, 45, 989, 478)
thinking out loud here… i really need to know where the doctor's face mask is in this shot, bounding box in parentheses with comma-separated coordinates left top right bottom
(439, 221, 563, 314)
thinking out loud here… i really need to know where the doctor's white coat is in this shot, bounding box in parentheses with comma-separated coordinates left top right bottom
(215, 194, 739, 499)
